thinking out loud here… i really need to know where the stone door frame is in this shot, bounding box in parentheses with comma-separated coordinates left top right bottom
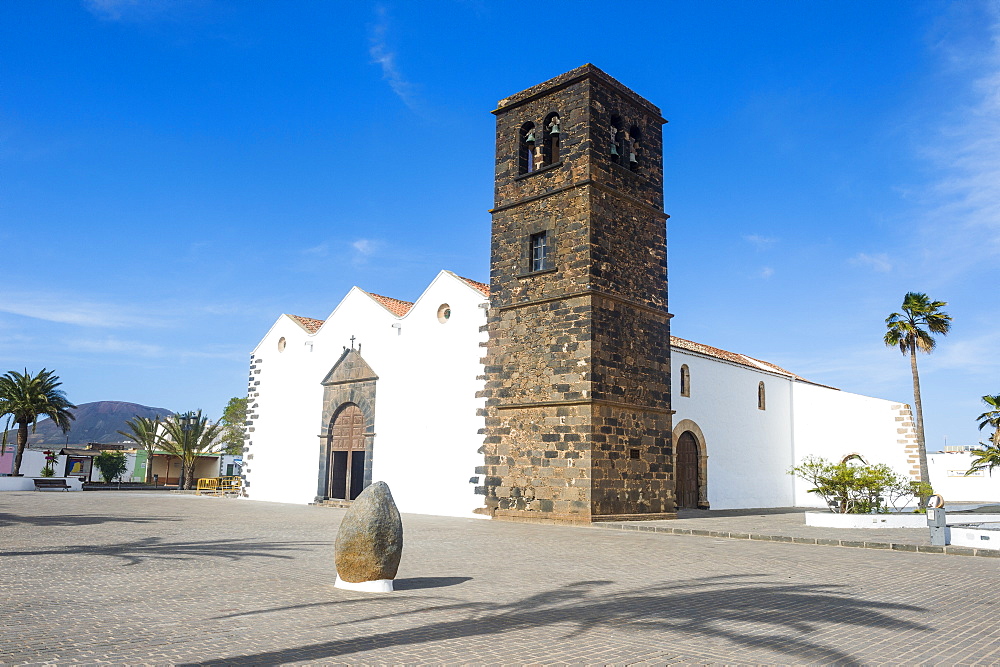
(671, 419, 709, 509)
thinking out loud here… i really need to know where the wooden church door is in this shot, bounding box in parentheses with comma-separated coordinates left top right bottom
(676, 431, 699, 509)
(328, 404, 366, 500)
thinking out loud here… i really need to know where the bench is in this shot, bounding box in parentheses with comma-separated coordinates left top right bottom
(33, 478, 71, 491)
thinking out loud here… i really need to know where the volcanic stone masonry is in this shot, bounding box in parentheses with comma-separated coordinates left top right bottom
(477, 64, 677, 524)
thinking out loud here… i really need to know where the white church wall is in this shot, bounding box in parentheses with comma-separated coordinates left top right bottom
(672, 350, 795, 509)
(369, 273, 488, 518)
(246, 289, 396, 505)
(790, 383, 911, 508)
(927, 451, 1000, 502)
(245, 272, 488, 518)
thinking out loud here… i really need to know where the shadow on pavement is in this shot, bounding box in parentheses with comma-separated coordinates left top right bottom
(189, 575, 928, 665)
(0, 535, 328, 566)
(394, 576, 472, 590)
(0, 512, 182, 528)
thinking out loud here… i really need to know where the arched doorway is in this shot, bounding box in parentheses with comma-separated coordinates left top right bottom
(676, 431, 700, 509)
(327, 403, 366, 500)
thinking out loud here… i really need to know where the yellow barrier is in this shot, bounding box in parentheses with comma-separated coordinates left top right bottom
(196, 476, 242, 496)
(219, 476, 242, 495)
(195, 478, 220, 495)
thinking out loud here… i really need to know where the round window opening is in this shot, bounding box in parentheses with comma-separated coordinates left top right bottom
(277, 337, 287, 352)
(437, 303, 452, 324)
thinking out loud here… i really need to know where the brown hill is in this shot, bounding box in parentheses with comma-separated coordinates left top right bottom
(4, 401, 174, 448)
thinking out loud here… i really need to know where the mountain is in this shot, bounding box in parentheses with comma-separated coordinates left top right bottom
(3, 401, 174, 447)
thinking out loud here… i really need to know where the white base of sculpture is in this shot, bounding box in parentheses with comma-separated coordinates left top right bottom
(334, 575, 394, 592)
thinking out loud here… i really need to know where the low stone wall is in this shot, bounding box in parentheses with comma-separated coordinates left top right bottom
(0, 477, 83, 491)
(805, 511, 1000, 529)
(948, 525, 1000, 551)
(805, 512, 927, 529)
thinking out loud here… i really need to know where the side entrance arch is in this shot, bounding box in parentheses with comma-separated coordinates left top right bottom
(672, 419, 709, 509)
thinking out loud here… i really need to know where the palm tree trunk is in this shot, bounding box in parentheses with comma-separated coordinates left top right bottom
(909, 346, 932, 490)
(11, 422, 28, 476)
(144, 448, 154, 485)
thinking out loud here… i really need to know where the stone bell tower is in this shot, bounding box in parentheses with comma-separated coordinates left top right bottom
(478, 65, 676, 523)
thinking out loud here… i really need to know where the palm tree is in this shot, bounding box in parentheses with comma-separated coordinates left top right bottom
(161, 411, 223, 489)
(967, 394, 1000, 478)
(0, 369, 76, 476)
(117, 416, 163, 484)
(884, 292, 951, 490)
(976, 394, 1000, 448)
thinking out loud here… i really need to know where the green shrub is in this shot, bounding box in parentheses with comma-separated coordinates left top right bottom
(788, 455, 924, 514)
(95, 451, 128, 484)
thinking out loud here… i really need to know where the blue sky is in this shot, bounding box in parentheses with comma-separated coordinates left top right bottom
(1, 1, 998, 452)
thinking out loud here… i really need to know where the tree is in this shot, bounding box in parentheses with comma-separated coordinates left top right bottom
(161, 411, 224, 489)
(117, 416, 163, 484)
(884, 292, 951, 491)
(219, 397, 248, 456)
(94, 450, 128, 484)
(975, 394, 1000, 448)
(0, 368, 76, 476)
(788, 455, 921, 514)
(967, 394, 1000, 477)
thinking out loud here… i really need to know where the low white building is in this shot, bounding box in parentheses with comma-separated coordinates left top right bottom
(242, 271, 942, 515)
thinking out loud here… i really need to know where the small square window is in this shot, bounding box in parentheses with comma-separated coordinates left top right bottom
(530, 231, 551, 272)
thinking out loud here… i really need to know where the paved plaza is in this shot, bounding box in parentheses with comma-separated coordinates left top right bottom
(2, 492, 999, 665)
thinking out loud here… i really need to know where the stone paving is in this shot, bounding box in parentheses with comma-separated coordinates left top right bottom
(2, 492, 1000, 665)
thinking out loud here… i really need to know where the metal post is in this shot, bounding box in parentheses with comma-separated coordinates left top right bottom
(927, 507, 947, 546)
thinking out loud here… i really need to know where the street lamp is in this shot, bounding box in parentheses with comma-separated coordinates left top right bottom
(176, 411, 197, 489)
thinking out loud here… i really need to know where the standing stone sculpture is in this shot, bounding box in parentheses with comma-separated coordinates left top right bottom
(334, 481, 403, 592)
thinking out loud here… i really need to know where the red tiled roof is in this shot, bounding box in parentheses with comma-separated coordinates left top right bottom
(288, 315, 324, 334)
(365, 291, 414, 317)
(453, 273, 490, 297)
(670, 335, 828, 387)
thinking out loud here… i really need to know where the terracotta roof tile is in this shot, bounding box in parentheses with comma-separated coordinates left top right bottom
(671, 335, 828, 387)
(365, 291, 414, 317)
(288, 315, 324, 334)
(453, 273, 490, 297)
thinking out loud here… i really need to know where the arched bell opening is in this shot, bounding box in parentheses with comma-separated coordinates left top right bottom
(626, 125, 642, 171)
(543, 112, 561, 165)
(519, 122, 537, 174)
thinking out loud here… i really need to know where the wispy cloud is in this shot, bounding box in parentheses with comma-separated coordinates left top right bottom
(760, 266, 774, 279)
(82, 0, 185, 22)
(744, 234, 778, 250)
(368, 5, 422, 112)
(850, 252, 893, 273)
(67, 337, 165, 357)
(916, 4, 1000, 276)
(302, 243, 330, 257)
(0, 293, 164, 328)
(350, 238, 379, 265)
(925, 330, 1000, 376)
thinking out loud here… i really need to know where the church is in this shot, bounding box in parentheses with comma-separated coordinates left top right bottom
(242, 66, 918, 522)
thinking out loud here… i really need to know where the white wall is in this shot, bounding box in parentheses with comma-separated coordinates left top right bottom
(928, 451, 1000, 502)
(10, 449, 66, 478)
(672, 350, 795, 509)
(790, 384, 912, 508)
(245, 271, 488, 517)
